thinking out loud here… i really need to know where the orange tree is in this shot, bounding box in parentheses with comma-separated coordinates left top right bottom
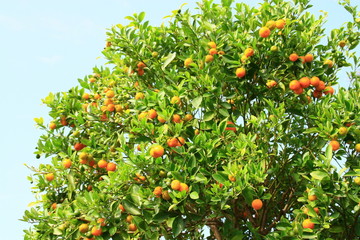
(23, 0, 360, 239)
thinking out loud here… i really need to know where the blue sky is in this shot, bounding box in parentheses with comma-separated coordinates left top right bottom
(0, 0, 355, 239)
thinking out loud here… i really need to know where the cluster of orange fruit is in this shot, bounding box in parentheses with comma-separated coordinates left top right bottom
(204, 41, 225, 63)
(289, 76, 334, 96)
(259, 19, 286, 38)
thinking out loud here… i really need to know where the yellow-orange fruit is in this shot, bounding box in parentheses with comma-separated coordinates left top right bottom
(299, 77, 311, 88)
(150, 145, 164, 158)
(252, 199, 263, 210)
(289, 80, 301, 90)
(289, 53, 299, 62)
(235, 67, 246, 78)
(259, 27, 271, 38)
(275, 19, 286, 29)
(330, 140, 340, 151)
(302, 219, 314, 229)
(171, 180, 181, 191)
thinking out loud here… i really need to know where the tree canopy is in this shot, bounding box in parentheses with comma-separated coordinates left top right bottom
(23, 0, 360, 239)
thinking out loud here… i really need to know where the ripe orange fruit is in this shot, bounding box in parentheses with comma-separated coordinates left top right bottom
(183, 114, 193, 121)
(153, 186, 163, 196)
(167, 138, 180, 148)
(308, 194, 317, 201)
(157, 115, 166, 123)
(171, 96, 181, 105)
(226, 121, 236, 132)
(293, 87, 304, 95)
(82, 93, 90, 100)
(259, 27, 271, 38)
(135, 92, 144, 100)
(98, 159, 108, 169)
(315, 81, 326, 91)
(324, 86, 334, 95)
(241, 55, 248, 63)
(304, 54, 314, 63)
(106, 162, 117, 172)
(74, 143, 86, 151)
(125, 215, 133, 223)
(128, 223, 137, 231)
(62, 158, 72, 169)
(205, 55, 214, 63)
(314, 207, 320, 214)
(313, 90, 323, 98)
(51, 203, 57, 210)
(299, 77, 311, 88)
(107, 104, 115, 112)
(324, 59, 334, 67)
(89, 77, 96, 83)
(207, 41, 217, 49)
(91, 226, 102, 236)
(45, 173, 54, 182)
(289, 80, 301, 90)
(49, 122, 56, 130)
(172, 114, 182, 123)
(266, 80, 277, 88)
(147, 109, 157, 119)
(184, 58, 193, 68)
(244, 48, 254, 57)
(302, 219, 314, 229)
(252, 199, 263, 210)
(177, 137, 185, 146)
(289, 53, 299, 62)
(330, 140, 340, 151)
(235, 67, 246, 78)
(137, 62, 146, 69)
(119, 204, 125, 212)
(179, 183, 189, 192)
(275, 19, 286, 29)
(60, 116, 68, 126)
(228, 174, 236, 182)
(104, 98, 114, 106)
(97, 218, 106, 226)
(106, 90, 115, 98)
(137, 68, 145, 76)
(209, 48, 218, 55)
(79, 223, 89, 233)
(266, 20, 276, 30)
(150, 145, 164, 158)
(310, 77, 320, 87)
(171, 180, 181, 191)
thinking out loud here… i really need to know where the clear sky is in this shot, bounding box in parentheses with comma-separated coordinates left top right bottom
(0, 0, 356, 239)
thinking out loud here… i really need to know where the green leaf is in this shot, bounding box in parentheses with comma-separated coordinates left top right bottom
(153, 212, 171, 222)
(203, 111, 215, 121)
(123, 199, 141, 215)
(130, 185, 142, 206)
(310, 171, 328, 180)
(190, 191, 199, 199)
(212, 173, 227, 184)
(138, 12, 145, 22)
(325, 144, 332, 166)
(109, 226, 117, 236)
(172, 216, 184, 237)
(219, 108, 230, 117)
(162, 52, 176, 70)
(192, 96, 203, 108)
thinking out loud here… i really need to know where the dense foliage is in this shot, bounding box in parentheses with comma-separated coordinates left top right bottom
(23, 0, 360, 239)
